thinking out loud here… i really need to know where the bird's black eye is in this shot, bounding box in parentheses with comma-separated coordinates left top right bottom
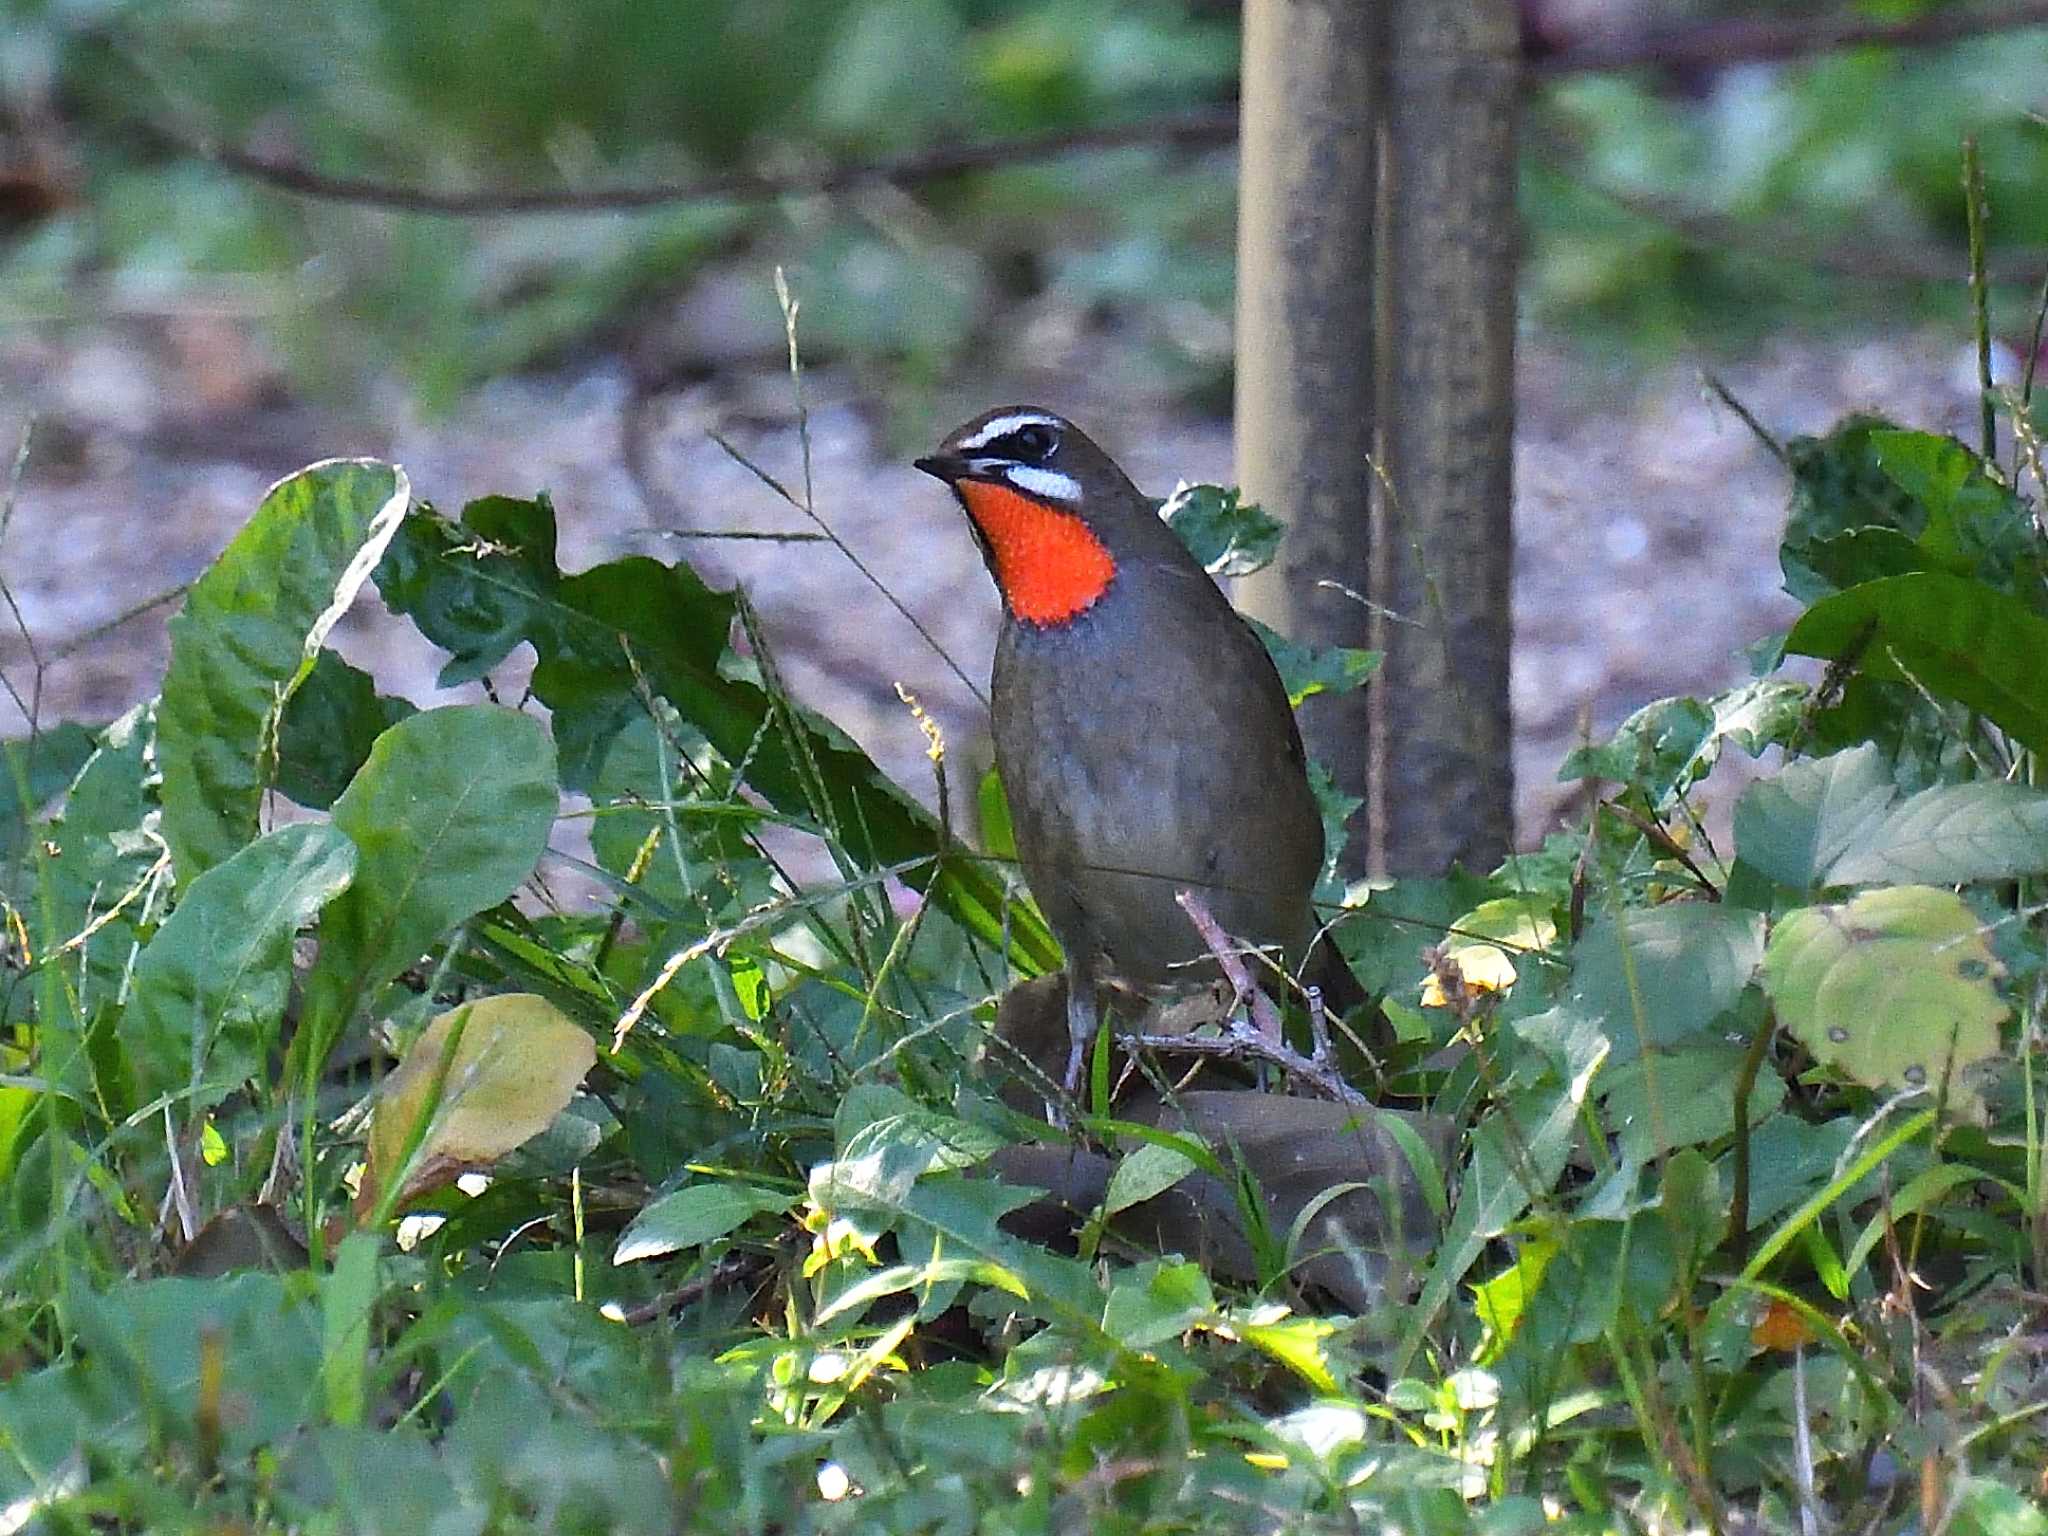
(1001, 423, 1059, 462)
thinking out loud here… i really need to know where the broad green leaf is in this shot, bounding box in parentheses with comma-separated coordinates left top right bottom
(366, 993, 596, 1212)
(0, 722, 95, 874)
(813, 1163, 1099, 1326)
(1102, 1261, 1214, 1349)
(1779, 414, 1921, 602)
(1733, 744, 1897, 890)
(1735, 742, 2048, 889)
(1335, 869, 1500, 995)
(1600, 1042, 1784, 1164)
(1471, 1238, 1556, 1361)
(1826, 781, 2048, 886)
(1234, 1312, 1340, 1394)
(1487, 1217, 1679, 1382)
(1559, 680, 1804, 809)
(1568, 904, 1764, 1063)
(1870, 429, 2037, 586)
(274, 649, 417, 811)
(1785, 572, 2048, 757)
(64, 1275, 323, 1462)
(30, 706, 162, 1093)
(614, 1182, 791, 1265)
(1733, 1113, 1858, 1234)
(1948, 1476, 2048, 1536)
(375, 495, 1055, 972)
(1788, 526, 1929, 594)
(158, 460, 410, 882)
(1160, 482, 1281, 578)
(300, 705, 558, 1058)
(821, 1087, 1006, 1207)
(1249, 618, 1380, 707)
(1762, 885, 2005, 1121)
(1559, 696, 1713, 799)
(126, 823, 356, 1114)
(1103, 1140, 1201, 1218)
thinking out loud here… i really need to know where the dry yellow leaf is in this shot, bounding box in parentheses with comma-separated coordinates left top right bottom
(362, 993, 596, 1217)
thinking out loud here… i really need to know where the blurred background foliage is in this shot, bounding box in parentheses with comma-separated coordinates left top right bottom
(1, 0, 2044, 413)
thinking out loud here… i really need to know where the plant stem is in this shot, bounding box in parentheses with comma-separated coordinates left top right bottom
(1964, 135, 1998, 466)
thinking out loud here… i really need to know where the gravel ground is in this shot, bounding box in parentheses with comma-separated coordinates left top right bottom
(0, 311, 2000, 859)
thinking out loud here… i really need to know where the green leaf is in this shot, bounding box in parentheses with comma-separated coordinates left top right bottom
(1789, 526, 1930, 594)
(1102, 1261, 1214, 1349)
(1732, 1114, 1858, 1234)
(1870, 429, 2038, 587)
(1949, 1476, 2048, 1536)
(1599, 1043, 1784, 1164)
(321, 1233, 380, 1429)
(1779, 414, 1922, 602)
(1160, 482, 1281, 578)
(299, 706, 559, 1062)
(1733, 744, 1896, 890)
(614, 1182, 792, 1265)
(1249, 618, 1380, 707)
(1785, 572, 2048, 757)
(126, 823, 357, 1114)
(376, 495, 1055, 972)
(1568, 904, 1764, 1063)
(1397, 1064, 1598, 1377)
(977, 763, 1017, 862)
(823, 1087, 1006, 1204)
(1559, 696, 1712, 798)
(0, 722, 95, 874)
(274, 649, 418, 811)
(30, 707, 162, 1083)
(1735, 742, 2048, 890)
(158, 460, 410, 882)
(1762, 885, 2006, 1120)
(1103, 1140, 1201, 1218)
(1827, 781, 2048, 886)
(1559, 680, 1805, 809)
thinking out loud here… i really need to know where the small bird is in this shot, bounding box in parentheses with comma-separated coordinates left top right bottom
(916, 407, 1341, 1092)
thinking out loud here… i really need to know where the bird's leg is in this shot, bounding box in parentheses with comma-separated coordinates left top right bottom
(1063, 961, 1098, 1097)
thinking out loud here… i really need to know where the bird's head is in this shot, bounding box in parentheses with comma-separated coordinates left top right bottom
(915, 407, 1136, 627)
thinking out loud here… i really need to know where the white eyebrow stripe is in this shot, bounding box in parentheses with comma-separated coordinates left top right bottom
(997, 464, 1082, 503)
(956, 412, 1062, 451)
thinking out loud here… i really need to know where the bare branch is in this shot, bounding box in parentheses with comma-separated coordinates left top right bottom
(132, 2, 2048, 223)
(1529, 0, 2048, 76)
(150, 109, 1237, 218)
(1167, 889, 1369, 1106)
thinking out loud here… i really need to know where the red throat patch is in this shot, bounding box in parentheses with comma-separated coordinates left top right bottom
(956, 479, 1116, 626)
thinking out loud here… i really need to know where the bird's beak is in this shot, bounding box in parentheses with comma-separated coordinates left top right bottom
(914, 452, 972, 484)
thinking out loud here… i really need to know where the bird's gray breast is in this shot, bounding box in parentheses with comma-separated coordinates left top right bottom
(989, 578, 1321, 981)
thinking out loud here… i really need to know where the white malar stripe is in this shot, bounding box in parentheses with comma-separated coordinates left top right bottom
(956, 411, 1062, 451)
(999, 464, 1082, 503)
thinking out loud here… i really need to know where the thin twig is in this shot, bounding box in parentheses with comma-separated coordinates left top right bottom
(1606, 801, 1722, 902)
(1700, 372, 1787, 465)
(1167, 889, 1369, 1107)
(613, 1251, 769, 1326)
(704, 428, 989, 711)
(46, 582, 191, 664)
